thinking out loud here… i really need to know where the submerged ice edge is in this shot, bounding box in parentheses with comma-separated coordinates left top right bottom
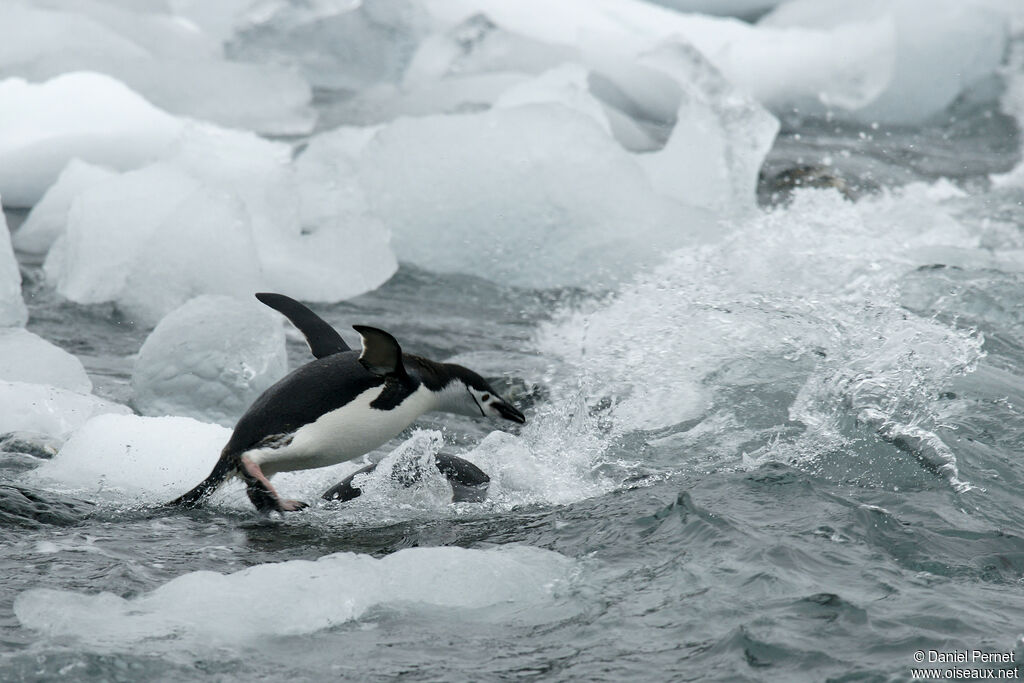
(13, 545, 577, 649)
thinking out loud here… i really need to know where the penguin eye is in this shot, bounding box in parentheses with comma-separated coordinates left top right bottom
(481, 393, 490, 402)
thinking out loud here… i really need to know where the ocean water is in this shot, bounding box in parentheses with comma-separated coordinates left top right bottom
(4, 3, 1024, 682)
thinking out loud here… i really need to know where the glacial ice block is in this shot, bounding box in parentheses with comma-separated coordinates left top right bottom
(0, 328, 91, 393)
(356, 103, 714, 287)
(14, 160, 117, 256)
(759, 0, 1008, 125)
(0, 73, 182, 207)
(0, 381, 130, 439)
(0, 2, 314, 135)
(637, 42, 779, 213)
(132, 296, 287, 427)
(44, 163, 265, 325)
(42, 125, 397, 321)
(0, 203, 27, 327)
(26, 413, 232, 500)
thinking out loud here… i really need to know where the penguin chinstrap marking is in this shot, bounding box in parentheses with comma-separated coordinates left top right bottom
(167, 296, 526, 514)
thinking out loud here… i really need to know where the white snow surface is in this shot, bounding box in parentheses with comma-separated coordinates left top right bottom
(131, 295, 287, 427)
(0, 328, 91, 393)
(15, 545, 573, 649)
(0, 382, 130, 439)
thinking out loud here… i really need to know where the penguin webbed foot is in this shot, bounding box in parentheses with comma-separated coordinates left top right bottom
(240, 456, 308, 514)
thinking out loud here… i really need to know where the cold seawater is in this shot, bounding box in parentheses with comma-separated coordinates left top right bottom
(5, 1, 1024, 682)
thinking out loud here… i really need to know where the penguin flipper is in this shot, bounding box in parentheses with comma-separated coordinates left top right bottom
(353, 325, 406, 377)
(255, 292, 350, 358)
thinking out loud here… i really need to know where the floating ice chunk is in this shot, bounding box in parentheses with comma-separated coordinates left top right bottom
(647, 0, 785, 19)
(14, 160, 117, 256)
(759, 0, 1009, 124)
(43, 124, 396, 321)
(44, 163, 264, 325)
(0, 382, 130, 439)
(424, 0, 1007, 125)
(637, 42, 778, 212)
(0, 329, 91, 393)
(0, 73, 182, 208)
(357, 103, 714, 287)
(230, 0, 428, 91)
(26, 413, 231, 501)
(132, 295, 287, 427)
(0, 204, 27, 327)
(0, 2, 314, 135)
(15, 545, 573, 648)
(494, 63, 611, 133)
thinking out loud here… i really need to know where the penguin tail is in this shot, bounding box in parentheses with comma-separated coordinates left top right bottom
(165, 453, 237, 508)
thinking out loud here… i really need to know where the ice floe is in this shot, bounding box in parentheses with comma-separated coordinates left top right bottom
(131, 295, 287, 427)
(0, 203, 26, 327)
(0, 328, 91, 393)
(26, 413, 231, 500)
(15, 545, 573, 648)
(0, 1, 313, 135)
(13, 160, 117, 256)
(42, 124, 396, 323)
(0, 382, 130, 439)
(0, 72, 182, 208)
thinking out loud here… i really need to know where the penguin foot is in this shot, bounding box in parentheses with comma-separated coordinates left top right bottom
(278, 499, 309, 512)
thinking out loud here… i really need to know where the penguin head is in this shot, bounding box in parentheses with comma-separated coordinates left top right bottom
(439, 364, 526, 424)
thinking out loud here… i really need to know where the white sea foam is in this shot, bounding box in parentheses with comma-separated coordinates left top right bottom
(537, 185, 992, 486)
(14, 545, 574, 649)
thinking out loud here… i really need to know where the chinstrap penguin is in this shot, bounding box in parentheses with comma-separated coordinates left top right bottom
(167, 293, 524, 513)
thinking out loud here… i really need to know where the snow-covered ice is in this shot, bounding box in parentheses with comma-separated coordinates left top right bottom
(131, 295, 287, 427)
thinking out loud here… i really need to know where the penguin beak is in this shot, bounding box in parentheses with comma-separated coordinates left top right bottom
(495, 401, 526, 424)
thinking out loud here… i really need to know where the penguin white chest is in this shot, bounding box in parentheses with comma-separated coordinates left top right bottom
(249, 384, 436, 475)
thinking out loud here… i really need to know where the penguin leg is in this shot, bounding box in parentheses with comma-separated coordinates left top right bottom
(239, 456, 308, 512)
